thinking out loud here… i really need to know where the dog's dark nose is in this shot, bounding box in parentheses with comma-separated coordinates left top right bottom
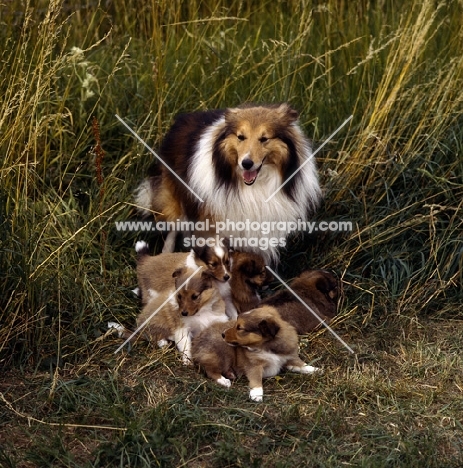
(223, 274, 230, 281)
(241, 158, 254, 170)
(182, 311, 188, 316)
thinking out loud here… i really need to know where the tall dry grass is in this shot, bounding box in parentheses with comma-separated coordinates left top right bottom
(1, 1, 463, 466)
(1, 0, 462, 367)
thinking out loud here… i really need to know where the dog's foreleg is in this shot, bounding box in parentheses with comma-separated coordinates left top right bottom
(245, 367, 264, 402)
(174, 328, 193, 365)
(162, 231, 177, 253)
(286, 357, 322, 374)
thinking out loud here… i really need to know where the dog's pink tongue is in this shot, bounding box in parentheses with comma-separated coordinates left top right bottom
(243, 170, 257, 183)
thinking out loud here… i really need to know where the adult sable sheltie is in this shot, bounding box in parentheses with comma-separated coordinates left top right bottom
(135, 103, 321, 261)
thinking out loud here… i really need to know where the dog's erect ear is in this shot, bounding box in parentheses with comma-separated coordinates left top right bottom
(276, 103, 298, 123)
(258, 319, 280, 338)
(172, 267, 184, 278)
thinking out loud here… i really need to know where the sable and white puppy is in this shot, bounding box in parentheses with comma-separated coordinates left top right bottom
(135, 103, 321, 262)
(229, 250, 273, 314)
(192, 306, 320, 401)
(135, 240, 237, 319)
(137, 266, 228, 365)
(261, 269, 339, 334)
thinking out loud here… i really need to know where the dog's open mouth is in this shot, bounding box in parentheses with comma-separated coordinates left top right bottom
(242, 163, 263, 186)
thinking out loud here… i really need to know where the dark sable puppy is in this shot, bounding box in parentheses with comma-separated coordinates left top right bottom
(229, 250, 273, 314)
(191, 321, 237, 388)
(260, 269, 339, 334)
(192, 306, 320, 401)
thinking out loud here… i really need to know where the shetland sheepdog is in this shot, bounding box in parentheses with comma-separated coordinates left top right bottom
(191, 306, 321, 401)
(135, 103, 321, 262)
(261, 269, 339, 334)
(135, 240, 236, 319)
(133, 266, 228, 365)
(229, 250, 273, 314)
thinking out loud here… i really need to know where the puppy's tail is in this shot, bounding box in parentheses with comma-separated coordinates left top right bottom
(135, 240, 150, 259)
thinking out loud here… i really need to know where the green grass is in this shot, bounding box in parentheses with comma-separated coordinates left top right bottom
(1, 0, 463, 466)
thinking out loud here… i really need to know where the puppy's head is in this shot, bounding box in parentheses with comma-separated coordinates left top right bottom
(173, 268, 214, 316)
(221, 103, 299, 186)
(231, 250, 273, 290)
(222, 307, 281, 349)
(193, 240, 231, 283)
(296, 269, 339, 302)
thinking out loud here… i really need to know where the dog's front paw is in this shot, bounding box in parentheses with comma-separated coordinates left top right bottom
(157, 339, 169, 348)
(181, 354, 193, 366)
(216, 376, 231, 388)
(107, 321, 125, 338)
(249, 387, 263, 402)
(287, 364, 322, 374)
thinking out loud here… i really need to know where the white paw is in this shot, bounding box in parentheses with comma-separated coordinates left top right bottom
(182, 355, 193, 366)
(287, 364, 322, 374)
(216, 376, 231, 388)
(107, 321, 125, 337)
(157, 339, 169, 348)
(249, 387, 263, 402)
(135, 240, 149, 253)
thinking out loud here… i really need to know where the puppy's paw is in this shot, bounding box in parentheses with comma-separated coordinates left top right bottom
(157, 339, 169, 348)
(182, 355, 193, 366)
(107, 321, 125, 337)
(249, 387, 263, 402)
(216, 376, 231, 388)
(287, 364, 322, 374)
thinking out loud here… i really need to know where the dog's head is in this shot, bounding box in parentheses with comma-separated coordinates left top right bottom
(221, 103, 299, 186)
(222, 307, 281, 349)
(192, 239, 231, 283)
(292, 269, 340, 318)
(173, 267, 214, 316)
(231, 250, 273, 290)
(295, 269, 339, 299)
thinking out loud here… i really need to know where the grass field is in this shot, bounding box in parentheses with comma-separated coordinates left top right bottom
(1, 0, 463, 466)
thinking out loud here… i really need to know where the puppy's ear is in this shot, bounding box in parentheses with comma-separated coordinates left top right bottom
(172, 267, 184, 278)
(221, 237, 232, 252)
(200, 271, 213, 288)
(258, 319, 280, 338)
(192, 244, 207, 261)
(315, 274, 339, 300)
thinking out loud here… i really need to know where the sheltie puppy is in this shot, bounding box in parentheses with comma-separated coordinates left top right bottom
(229, 250, 273, 314)
(192, 306, 321, 401)
(135, 103, 321, 262)
(135, 240, 237, 319)
(261, 270, 339, 334)
(136, 266, 228, 365)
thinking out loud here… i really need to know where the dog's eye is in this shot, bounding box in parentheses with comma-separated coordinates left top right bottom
(208, 262, 217, 268)
(177, 293, 182, 300)
(237, 134, 246, 141)
(192, 293, 199, 300)
(259, 136, 268, 143)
